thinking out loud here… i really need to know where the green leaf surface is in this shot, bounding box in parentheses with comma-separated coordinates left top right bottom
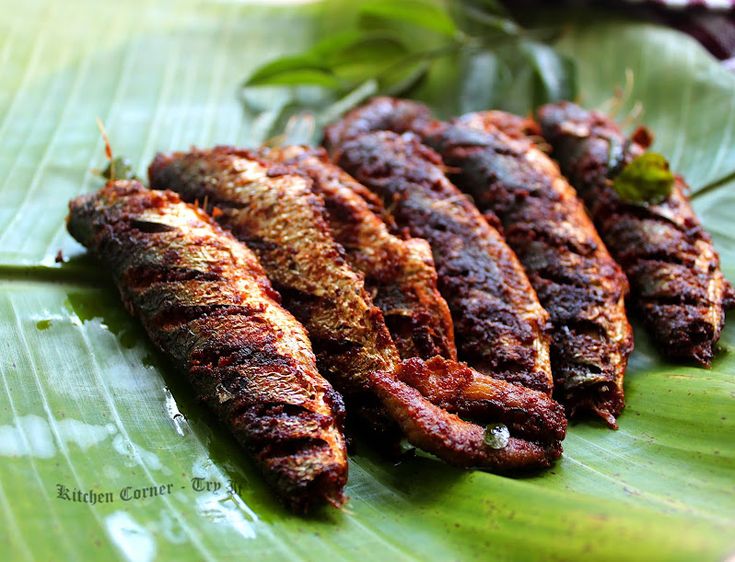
(522, 40, 577, 108)
(448, 0, 518, 37)
(1, 1, 733, 561)
(245, 56, 340, 88)
(359, 0, 458, 38)
(244, 31, 410, 88)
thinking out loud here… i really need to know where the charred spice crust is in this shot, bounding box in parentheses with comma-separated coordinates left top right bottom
(67, 180, 349, 513)
(538, 101, 734, 367)
(149, 147, 566, 472)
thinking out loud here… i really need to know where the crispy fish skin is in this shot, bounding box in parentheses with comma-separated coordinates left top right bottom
(325, 97, 633, 425)
(150, 148, 400, 399)
(150, 148, 566, 471)
(67, 180, 348, 512)
(324, 96, 434, 152)
(393, 356, 566, 444)
(369, 370, 561, 471)
(330, 131, 554, 395)
(538, 102, 734, 366)
(424, 110, 633, 427)
(261, 145, 456, 362)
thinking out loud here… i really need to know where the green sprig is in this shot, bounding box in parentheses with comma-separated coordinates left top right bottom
(100, 157, 138, 182)
(240, 0, 576, 140)
(613, 152, 674, 204)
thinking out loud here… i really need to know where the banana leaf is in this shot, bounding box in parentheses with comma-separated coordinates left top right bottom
(0, 1, 733, 561)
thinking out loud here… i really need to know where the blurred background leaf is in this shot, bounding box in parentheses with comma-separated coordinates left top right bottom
(241, 0, 577, 138)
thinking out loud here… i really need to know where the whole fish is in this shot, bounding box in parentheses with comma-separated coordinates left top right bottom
(261, 145, 456, 362)
(67, 180, 349, 512)
(538, 102, 734, 366)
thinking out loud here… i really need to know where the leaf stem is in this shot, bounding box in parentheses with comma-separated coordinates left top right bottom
(692, 168, 735, 200)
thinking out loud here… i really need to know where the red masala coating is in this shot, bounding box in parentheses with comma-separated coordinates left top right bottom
(393, 357, 566, 443)
(67, 180, 348, 512)
(325, 97, 636, 427)
(429, 109, 633, 428)
(538, 101, 734, 366)
(261, 145, 456, 362)
(150, 147, 566, 471)
(369, 370, 561, 471)
(330, 131, 553, 395)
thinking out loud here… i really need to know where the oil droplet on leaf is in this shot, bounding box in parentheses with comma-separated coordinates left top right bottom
(483, 423, 510, 449)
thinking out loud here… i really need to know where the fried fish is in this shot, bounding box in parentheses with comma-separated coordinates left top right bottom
(431, 109, 632, 427)
(150, 147, 566, 471)
(261, 145, 456, 362)
(325, 98, 634, 427)
(326, 130, 554, 395)
(538, 102, 734, 366)
(67, 180, 349, 512)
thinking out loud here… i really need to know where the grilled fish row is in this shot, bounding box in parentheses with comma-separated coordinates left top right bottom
(325, 97, 632, 426)
(327, 97, 731, 413)
(71, 173, 567, 512)
(327, 130, 555, 395)
(69, 98, 727, 511)
(145, 150, 567, 475)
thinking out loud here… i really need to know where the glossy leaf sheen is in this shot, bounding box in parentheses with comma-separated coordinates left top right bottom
(0, 1, 733, 561)
(244, 57, 340, 88)
(244, 31, 409, 88)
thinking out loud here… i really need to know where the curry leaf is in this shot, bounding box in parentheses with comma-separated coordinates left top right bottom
(244, 56, 339, 88)
(613, 152, 675, 204)
(243, 32, 410, 90)
(100, 157, 138, 182)
(328, 34, 410, 82)
(311, 30, 376, 58)
(358, 0, 458, 38)
(448, 0, 519, 37)
(523, 40, 577, 107)
(244, 0, 564, 122)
